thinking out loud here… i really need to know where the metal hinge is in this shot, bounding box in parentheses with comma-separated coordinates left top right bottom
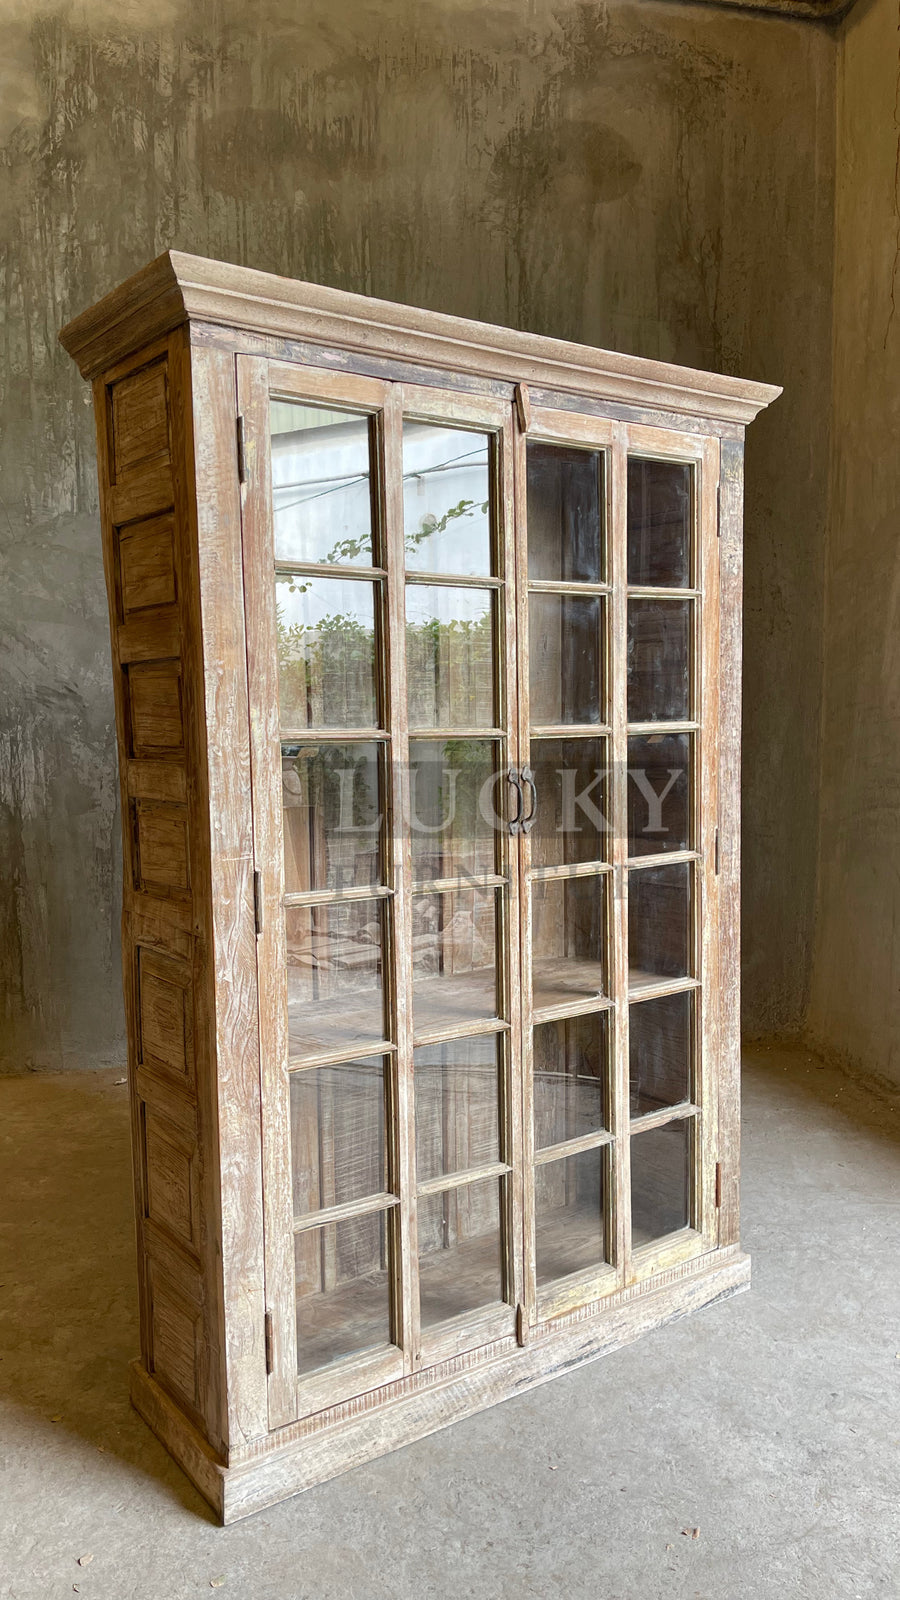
(253, 869, 264, 936)
(714, 827, 720, 875)
(514, 382, 531, 434)
(715, 1161, 723, 1209)
(515, 1302, 529, 1346)
(236, 414, 246, 483)
(716, 481, 721, 537)
(264, 1310, 274, 1374)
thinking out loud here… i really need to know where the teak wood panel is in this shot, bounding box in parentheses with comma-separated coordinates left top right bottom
(92, 330, 225, 1445)
(59, 255, 771, 1518)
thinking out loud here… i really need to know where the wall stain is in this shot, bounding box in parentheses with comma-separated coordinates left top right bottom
(0, 0, 834, 1066)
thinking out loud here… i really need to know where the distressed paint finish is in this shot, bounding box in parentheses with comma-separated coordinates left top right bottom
(1, 0, 831, 1069)
(807, 0, 900, 1085)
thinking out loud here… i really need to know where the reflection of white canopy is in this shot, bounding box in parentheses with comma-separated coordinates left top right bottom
(272, 418, 490, 578)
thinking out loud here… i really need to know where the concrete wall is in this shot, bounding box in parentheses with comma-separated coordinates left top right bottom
(807, 0, 900, 1082)
(0, 0, 834, 1069)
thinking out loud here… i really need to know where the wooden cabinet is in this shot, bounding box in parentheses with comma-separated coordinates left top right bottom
(60, 255, 779, 1522)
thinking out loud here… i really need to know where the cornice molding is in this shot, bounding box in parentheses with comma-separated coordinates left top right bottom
(59, 251, 781, 426)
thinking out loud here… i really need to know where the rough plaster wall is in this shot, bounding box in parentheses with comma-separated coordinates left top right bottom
(807, 0, 900, 1081)
(0, 0, 833, 1069)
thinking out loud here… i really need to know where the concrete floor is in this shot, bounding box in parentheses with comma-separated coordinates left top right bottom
(1, 1043, 898, 1600)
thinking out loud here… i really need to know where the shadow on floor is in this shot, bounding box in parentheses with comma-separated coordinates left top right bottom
(0, 1067, 214, 1520)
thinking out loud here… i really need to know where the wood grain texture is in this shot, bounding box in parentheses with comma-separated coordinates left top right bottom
(189, 342, 269, 1447)
(130, 1247, 749, 1523)
(64, 265, 768, 1518)
(716, 437, 745, 1247)
(59, 252, 781, 424)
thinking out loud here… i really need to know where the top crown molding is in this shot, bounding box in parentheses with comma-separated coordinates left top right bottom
(59, 251, 781, 427)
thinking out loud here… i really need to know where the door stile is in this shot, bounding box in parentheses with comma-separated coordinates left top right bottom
(382, 386, 420, 1371)
(512, 403, 536, 1334)
(609, 425, 633, 1289)
(698, 434, 722, 1246)
(496, 403, 525, 1331)
(235, 353, 299, 1423)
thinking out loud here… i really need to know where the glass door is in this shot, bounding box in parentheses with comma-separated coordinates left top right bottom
(239, 359, 522, 1425)
(516, 410, 721, 1326)
(239, 354, 721, 1422)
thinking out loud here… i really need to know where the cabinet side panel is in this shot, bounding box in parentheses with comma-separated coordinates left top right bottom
(92, 333, 223, 1449)
(186, 341, 269, 1448)
(717, 436, 744, 1246)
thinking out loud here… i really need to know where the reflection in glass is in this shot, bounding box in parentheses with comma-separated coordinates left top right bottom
(409, 739, 497, 882)
(417, 1176, 503, 1328)
(627, 457, 692, 588)
(277, 575, 378, 730)
(527, 442, 604, 583)
(295, 1211, 392, 1375)
(529, 593, 603, 726)
(406, 585, 494, 729)
(412, 888, 498, 1033)
(271, 403, 374, 567)
(414, 1036, 500, 1183)
(290, 1057, 387, 1217)
(627, 598, 691, 723)
(403, 423, 491, 576)
(631, 1120, 691, 1246)
(630, 991, 693, 1117)
(532, 875, 608, 1012)
(282, 741, 382, 894)
(530, 738, 609, 868)
(627, 733, 691, 857)
(628, 862, 692, 992)
(285, 899, 385, 1059)
(535, 1148, 605, 1285)
(533, 1012, 608, 1149)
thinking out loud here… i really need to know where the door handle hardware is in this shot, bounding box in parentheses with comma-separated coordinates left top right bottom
(521, 766, 537, 834)
(507, 767, 524, 835)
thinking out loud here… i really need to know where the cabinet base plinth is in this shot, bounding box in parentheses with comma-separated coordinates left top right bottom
(131, 1248, 750, 1524)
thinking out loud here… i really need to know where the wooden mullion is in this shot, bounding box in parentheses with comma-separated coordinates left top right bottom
(610, 425, 632, 1290)
(698, 436, 722, 1245)
(533, 1128, 614, 1167)
(293, 1191, 399, 1233)
(416, 1160, 511, 1199)
(382, 385, 420, 1373)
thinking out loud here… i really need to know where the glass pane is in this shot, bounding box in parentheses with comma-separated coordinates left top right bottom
(627, 458, 692, 588)
(403, 423, 491, 576)
(530, 738, 609, 868)
(535, 1148, 605, 1286)
(409, 738, 497, 882)
(282, 741, 382, 894)
(631, 1120, 691, 1246)
(628, 862, 692, 993)
(529, 593, 602, 726)
(271, 403, 374, 567)
(532, 875, 608, 1012)
(406, 585, 494, 729)
(277, 575, 378, 731)
(412, 888, 498, 1033)
(527, 442, 604, 583)
(630, 991, 693, 1117)
(627, 598, 691, 723)
(295, 1211, 392, 1375)
(291, 1058, 387, 1217)
(414, 1036, 500, 1183)
(627, 733, 691, 857)
(533, 1012, 608, 1149)
(417, 1176, 503, 1328)
(285, 899, 385, 1060)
